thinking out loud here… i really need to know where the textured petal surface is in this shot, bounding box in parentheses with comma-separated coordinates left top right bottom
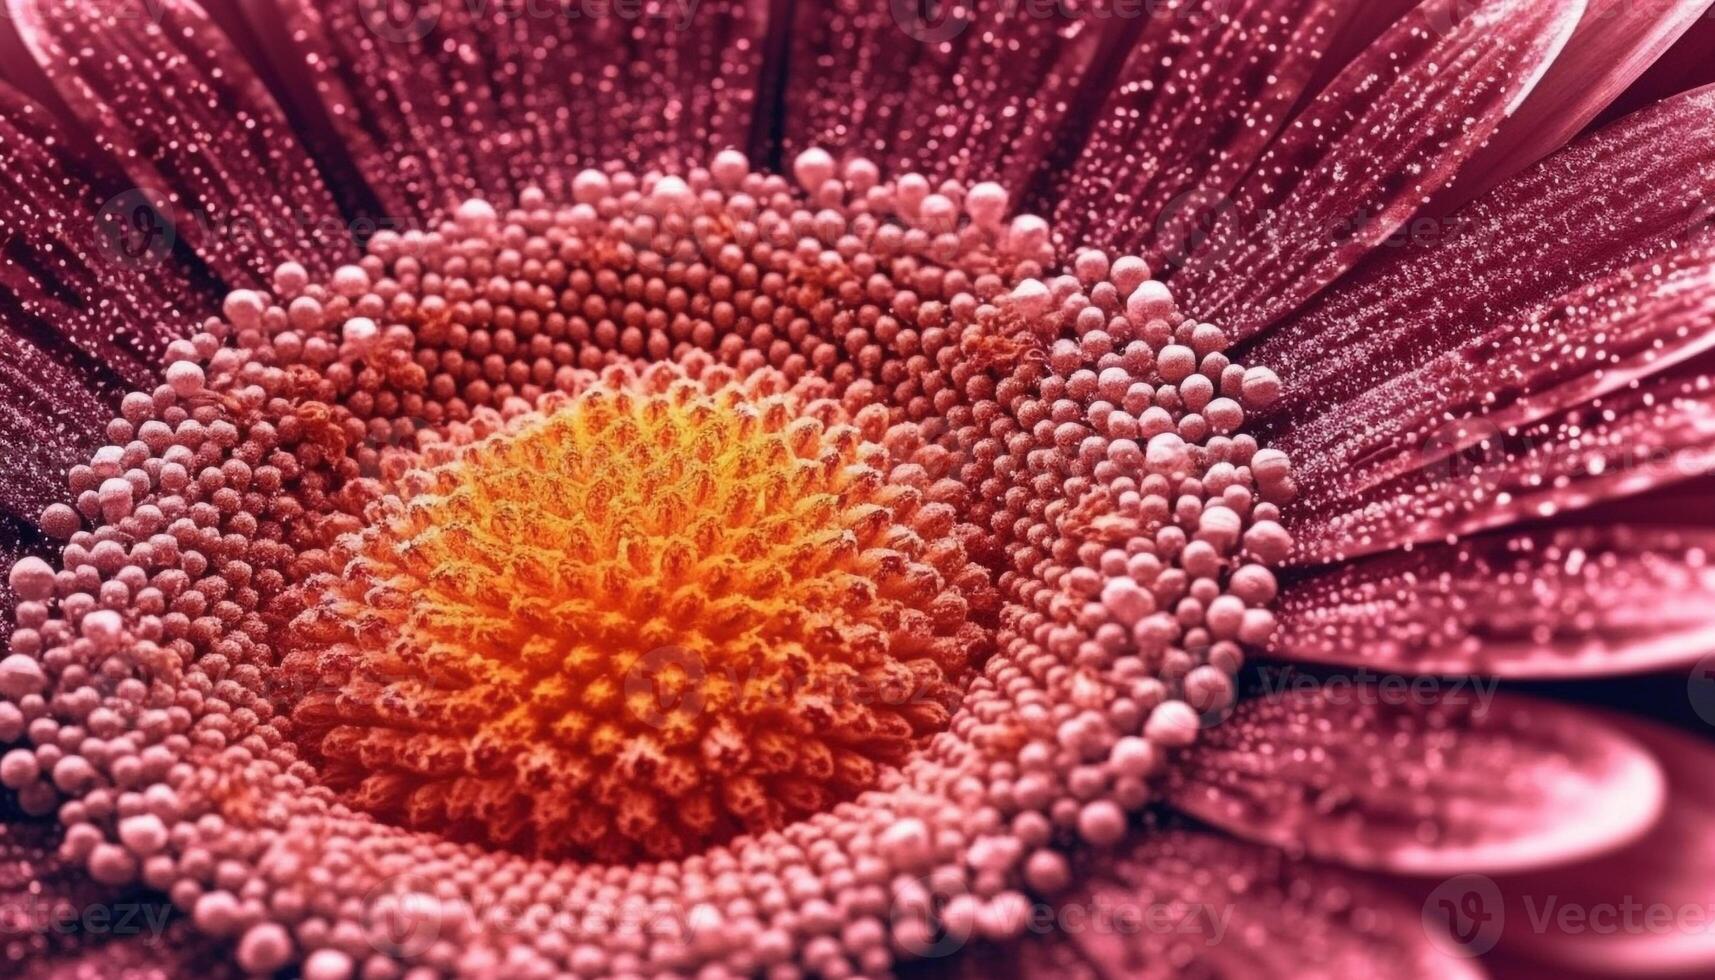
(1489, 714, 1715, 975)
(1043, 0, 1354, 268)
(270, 0, 769, 218)
(9, 0, 356, 284)
(1436, 0, 1715, 212)
(1593, 12, 1715, 130)
(0, 85, 208, 386)
(1274, 525, 1715, 678)
(1167, 687, 1665, 875)
(0, 330, 112, 523)
(0, 83, 212, 522)
(1256, 87, 1715, 561)
(780, 0, 1115, 191)
(1272, 241, 1715, 557)
(1172, 0, 1583, 335)
(1288, 368, 1715, 564)
(1260, 85, 1715, 425)
(920, 829, 1481, 979)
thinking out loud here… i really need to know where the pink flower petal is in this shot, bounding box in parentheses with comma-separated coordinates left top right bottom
(1172, 0, 1583, 336)
(1288, 368, 1715, 564)
(0, 330, 111, 523)
(1274, 525, 1715, 678)
(1256, 84, 1715, 426)
(1296, 0, 1422, 103)
(1270, 239, 1715, 553)
(779, 0, 1106, 190)
(1250, 87, 1715, 561)
(1593, 13, 1715, 130)
(1432, 0, 1715, 213)
(1488, 713, 1715, 975)
(7, 0, 356, 285)
(928, 829, 1481, 979)
(266, 0, 769, 218)
(1167, 687, 1666, 875)
(0, 84, 209, 387)
(1044, 0, 1356, 268)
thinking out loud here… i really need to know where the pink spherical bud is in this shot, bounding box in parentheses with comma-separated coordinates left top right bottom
(1241, 366, 1282, 407)
(238, 923, 294, 973)
(1144, 700, 1200, 747)
(792, 148, 837, 193)
(1243, 520, 1293, 564)
(1145, 432, 1189, 475)
(164, 360, 205, 396)
(0, 655, 44, 699)
(1125, 280, 1175, 323)
(222, 289, 265, 329)
(119, 813, 169, 855)
(1009, 279, 1051, 318)
(1099, 578, 1154, 625)
(1076, 800, 1126, 847)
(8, 556, 55, 601)
(80, 609, 125, 650)
(304, 949, 355, 980)
(572, 168, 610, 203)
(1109, 736, 1157, 779)
(711, 149, 750, 189)
(455, 198, 498, 231)
(965, 182, 1008, 229)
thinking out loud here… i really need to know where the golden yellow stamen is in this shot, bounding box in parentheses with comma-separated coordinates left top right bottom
(282, 364, 993, 861)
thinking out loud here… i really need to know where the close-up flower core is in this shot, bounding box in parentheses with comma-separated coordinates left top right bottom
(7, 0, 1715, 977)
(285, 361, 993, 863)
(4, 148, 1297, 975)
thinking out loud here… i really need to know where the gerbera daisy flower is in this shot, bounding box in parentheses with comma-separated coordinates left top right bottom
(3, 0, 1715, 977)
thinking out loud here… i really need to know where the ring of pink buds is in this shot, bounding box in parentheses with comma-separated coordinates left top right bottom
(2, 148, 1292, 977)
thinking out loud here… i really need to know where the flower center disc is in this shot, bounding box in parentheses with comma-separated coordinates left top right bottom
(280, 361, 994, 862)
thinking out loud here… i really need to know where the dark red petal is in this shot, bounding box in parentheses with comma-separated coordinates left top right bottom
(1253, 87, 1715, 560)
(8, 0, 357, 284)
(268, 0, 768, 219)
(1432, 0, 1715, 213)
(779, 0, 1108, 189)
(1044, 0, 1356, 268)
(929, 829, 1481, 979)
(1258, 85, 1715, 424)
(1488, 714, 1715, 974)
(1172, 0, 1583, 335)
(1593, 13, 1715, 130)
(1271, 238, 1715, 525)
(0, 84, 209, 386)
(1274, 525, 1715, 678)
(1167, 687, 1665, 875)
(0, 330, 111, 524)
(1288, 368, 1715, 564)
